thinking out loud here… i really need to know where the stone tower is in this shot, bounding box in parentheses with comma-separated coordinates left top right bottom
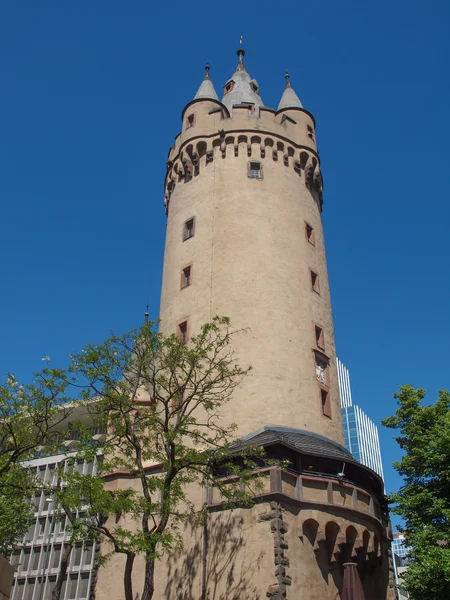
(156, 46, 395, 600)
(161, 47, 342, 445)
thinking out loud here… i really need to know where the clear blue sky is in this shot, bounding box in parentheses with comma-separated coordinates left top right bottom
(1, 1, 449, 509)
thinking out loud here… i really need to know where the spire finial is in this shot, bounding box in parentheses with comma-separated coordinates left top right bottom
(205, 62, 210, 78)
(285, 70, 291, 88)
(236, 33, 245, 67)
(144, 299, 149, 326)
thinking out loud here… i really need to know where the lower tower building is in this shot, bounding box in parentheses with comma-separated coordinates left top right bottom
(98, 46, 396, 600)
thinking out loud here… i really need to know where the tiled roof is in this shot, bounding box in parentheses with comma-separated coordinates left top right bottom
(239, 426, 356, 463)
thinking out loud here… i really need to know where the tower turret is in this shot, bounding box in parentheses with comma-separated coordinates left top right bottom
(193, 63, 219, 101)
(278, 71, 303, 109)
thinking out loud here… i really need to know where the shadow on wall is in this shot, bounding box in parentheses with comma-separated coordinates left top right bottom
(165, 511, 262, 600)
(302, 516, 391, 600)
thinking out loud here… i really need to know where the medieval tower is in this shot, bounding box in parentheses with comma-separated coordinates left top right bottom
(94, 46, 396, 600)
(160, 46, 342, 444)
(156, 45, 395, 600)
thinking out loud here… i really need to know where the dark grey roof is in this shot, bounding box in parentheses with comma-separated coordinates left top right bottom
(240, 426, 355, 463)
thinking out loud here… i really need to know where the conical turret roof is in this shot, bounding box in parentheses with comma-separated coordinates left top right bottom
(194, 64, 219, 101)
(277, 72, 303, 110)
(221, 45, 264, 113)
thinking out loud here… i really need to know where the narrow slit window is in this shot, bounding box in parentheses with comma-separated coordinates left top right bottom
(315, 325, 325, 350)
(183, 217, 195, 241)
(248, 162, 262, 179)
(305, 223, 315, 246)
(186, 114, 195, 129)
(307, 124, 315, 141)
(321, 389, 331, 418)
(178, 321, 188, 344)
(310, 270, 320, 294)
(181, 265, 192, 289)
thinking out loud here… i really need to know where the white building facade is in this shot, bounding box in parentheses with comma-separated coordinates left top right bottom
(9, 453, 101, 600)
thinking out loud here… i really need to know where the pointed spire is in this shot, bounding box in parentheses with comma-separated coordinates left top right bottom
(144, 299, 149, 326)
(236, 34, 246, 71)
(222, 40, 265, 113)
(277, 71, 303, 110)
(194, 63, 219, 101)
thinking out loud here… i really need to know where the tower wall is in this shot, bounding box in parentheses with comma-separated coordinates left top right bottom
(160, 102, 344, 444)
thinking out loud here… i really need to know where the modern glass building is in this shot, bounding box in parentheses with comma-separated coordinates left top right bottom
(337, 358, 384, 481)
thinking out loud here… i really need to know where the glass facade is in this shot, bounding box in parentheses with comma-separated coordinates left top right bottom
(337, 358, 384, 481)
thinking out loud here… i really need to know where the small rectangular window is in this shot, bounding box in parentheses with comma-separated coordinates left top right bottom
(310, 270, 320, 294)
(181, 265, 192, 289)
(248, 162, 262, 179)
(321, 389, 331, 418)
(178, 321, 188, 344)
(315, 325, 325, 350)
(186, 114, 195, 129)
(305, 223, 315, 246)
(183, 217, 195, 241)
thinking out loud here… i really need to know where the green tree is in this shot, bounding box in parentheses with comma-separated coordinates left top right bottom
(383, 385, 450, 600)
(0, 369, 73, 556)
(41, 317, 260, 600)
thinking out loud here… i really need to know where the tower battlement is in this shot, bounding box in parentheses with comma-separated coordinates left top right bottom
(164, 99, 323, 214)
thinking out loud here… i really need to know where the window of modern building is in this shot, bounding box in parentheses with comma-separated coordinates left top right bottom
(248, 161, 262, 179)
(33, 492, 42, 511)
(305, 222, 315, 246)
(52, 545, 62, 570)
(25, 520, 36, 543)
(31, 547, 41, 571)
(83, 543, 94, 567)
(21, 549, 31, 572)
(47, 577, 57, 599)
(67, 574, 78, 599)
(321, 389, 331, 418)
(310, 270, 320, 294)
(37, 518, 46, 538)
(72, 543, 83, 567)
(178, 321, 188, 344)
(183, 217, 195, 241)
(13, 579, 25, 600)
(41, 546, 51, 570)
(315, 325, 325, 350)
(181, 265, 192, 289)
(57, 517, 66, 535)
(79, 573, 90, 598)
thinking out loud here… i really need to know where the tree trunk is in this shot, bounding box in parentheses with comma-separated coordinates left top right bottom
(52, 543, 73, 600)
(124, 552, 135, 600)
(141, 557, 156, 600)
